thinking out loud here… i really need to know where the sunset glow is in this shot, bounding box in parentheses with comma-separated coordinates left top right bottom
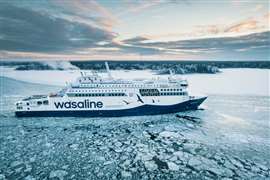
(0, 0, 269, 61)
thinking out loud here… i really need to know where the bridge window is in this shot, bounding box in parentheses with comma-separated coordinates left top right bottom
(43, 100, 49, 105)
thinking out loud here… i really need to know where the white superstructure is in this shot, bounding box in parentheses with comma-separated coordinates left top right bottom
(15, 63, 207, 117)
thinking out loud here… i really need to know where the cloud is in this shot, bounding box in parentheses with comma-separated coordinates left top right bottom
(0, 0, 268, 60)
(193, 17, 265, 38)
(94, 39, 162, 56)
(225, 19, 258, 33)
(252, 4, 263, 12)
(118, 0, 190, 15)
(94, 30, 269, 60)
(264, 12, 270, 22)
(142, 13, 269, 43)
(120, 44, 162, 55)
(122, 36, 149, 44)
(51, 0, 119, 30)
(0, 3, 115, 53)
(148, 31, 269, 49)
(2, 31, 269, 60)
(126, 1, 159, 13)
(118, 31, 270, 60)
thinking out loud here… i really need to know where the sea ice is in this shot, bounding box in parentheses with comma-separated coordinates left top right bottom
(49, 170, 68, 180)
(144, 161, 158, 171)
(159, 131, 180, 138)
(121, 171, 132, 178)
(167, 162, 179, 171)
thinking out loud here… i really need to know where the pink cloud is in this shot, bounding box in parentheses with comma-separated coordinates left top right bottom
(225, 19, 258, 33)
(139, 13, 269, 43)
(52, 0, 119, 30)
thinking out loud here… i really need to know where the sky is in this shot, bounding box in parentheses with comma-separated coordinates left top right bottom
(0, 0, 269, 61)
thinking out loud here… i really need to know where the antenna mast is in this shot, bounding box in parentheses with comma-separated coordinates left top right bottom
(168, 69, 174, 81)
(80, 71, 84, 77)
(105, 62, 113, 79)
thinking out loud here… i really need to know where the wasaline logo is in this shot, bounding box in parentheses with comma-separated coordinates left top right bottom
(54, 100, 103, 109)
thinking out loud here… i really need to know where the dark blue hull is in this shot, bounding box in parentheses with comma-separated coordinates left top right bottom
(15, 97, 207, 117)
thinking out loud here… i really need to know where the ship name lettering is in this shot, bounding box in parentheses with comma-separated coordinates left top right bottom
(54, 100, 103, 109)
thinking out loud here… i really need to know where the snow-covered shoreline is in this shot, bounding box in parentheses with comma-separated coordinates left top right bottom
(1, 67, 269, 96)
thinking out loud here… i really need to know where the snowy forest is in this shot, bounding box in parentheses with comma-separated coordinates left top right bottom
(0, 61, 269, 74)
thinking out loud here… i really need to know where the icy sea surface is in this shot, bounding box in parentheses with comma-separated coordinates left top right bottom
(0, 69, 269, 180)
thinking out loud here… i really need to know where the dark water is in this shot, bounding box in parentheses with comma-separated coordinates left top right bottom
(0, 76, 269, 180)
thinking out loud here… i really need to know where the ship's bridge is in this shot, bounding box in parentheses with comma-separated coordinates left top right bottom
(75, 71, 103, 84)
(69, 62, 188, 90)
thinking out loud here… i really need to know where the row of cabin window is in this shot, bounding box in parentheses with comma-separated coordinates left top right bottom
(160, 89, 182, 91)
(161, 92, 187, 96)
(80, 84, 162, 88)
(70, 89, 126, 93)
(139, 89, 159, 92)
(72, 93, 126, 97)
(141, 92, 187, 96)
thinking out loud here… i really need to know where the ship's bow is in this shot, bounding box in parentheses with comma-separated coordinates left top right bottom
(187, 95, 207, 110)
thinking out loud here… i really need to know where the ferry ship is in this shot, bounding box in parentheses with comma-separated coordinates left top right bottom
(15, 63, 207, 117)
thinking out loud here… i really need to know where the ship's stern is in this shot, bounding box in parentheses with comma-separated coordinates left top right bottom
(15, 95, 49, 117)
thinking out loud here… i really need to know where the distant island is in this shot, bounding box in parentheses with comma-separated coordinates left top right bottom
(0, 61, 269, 74)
